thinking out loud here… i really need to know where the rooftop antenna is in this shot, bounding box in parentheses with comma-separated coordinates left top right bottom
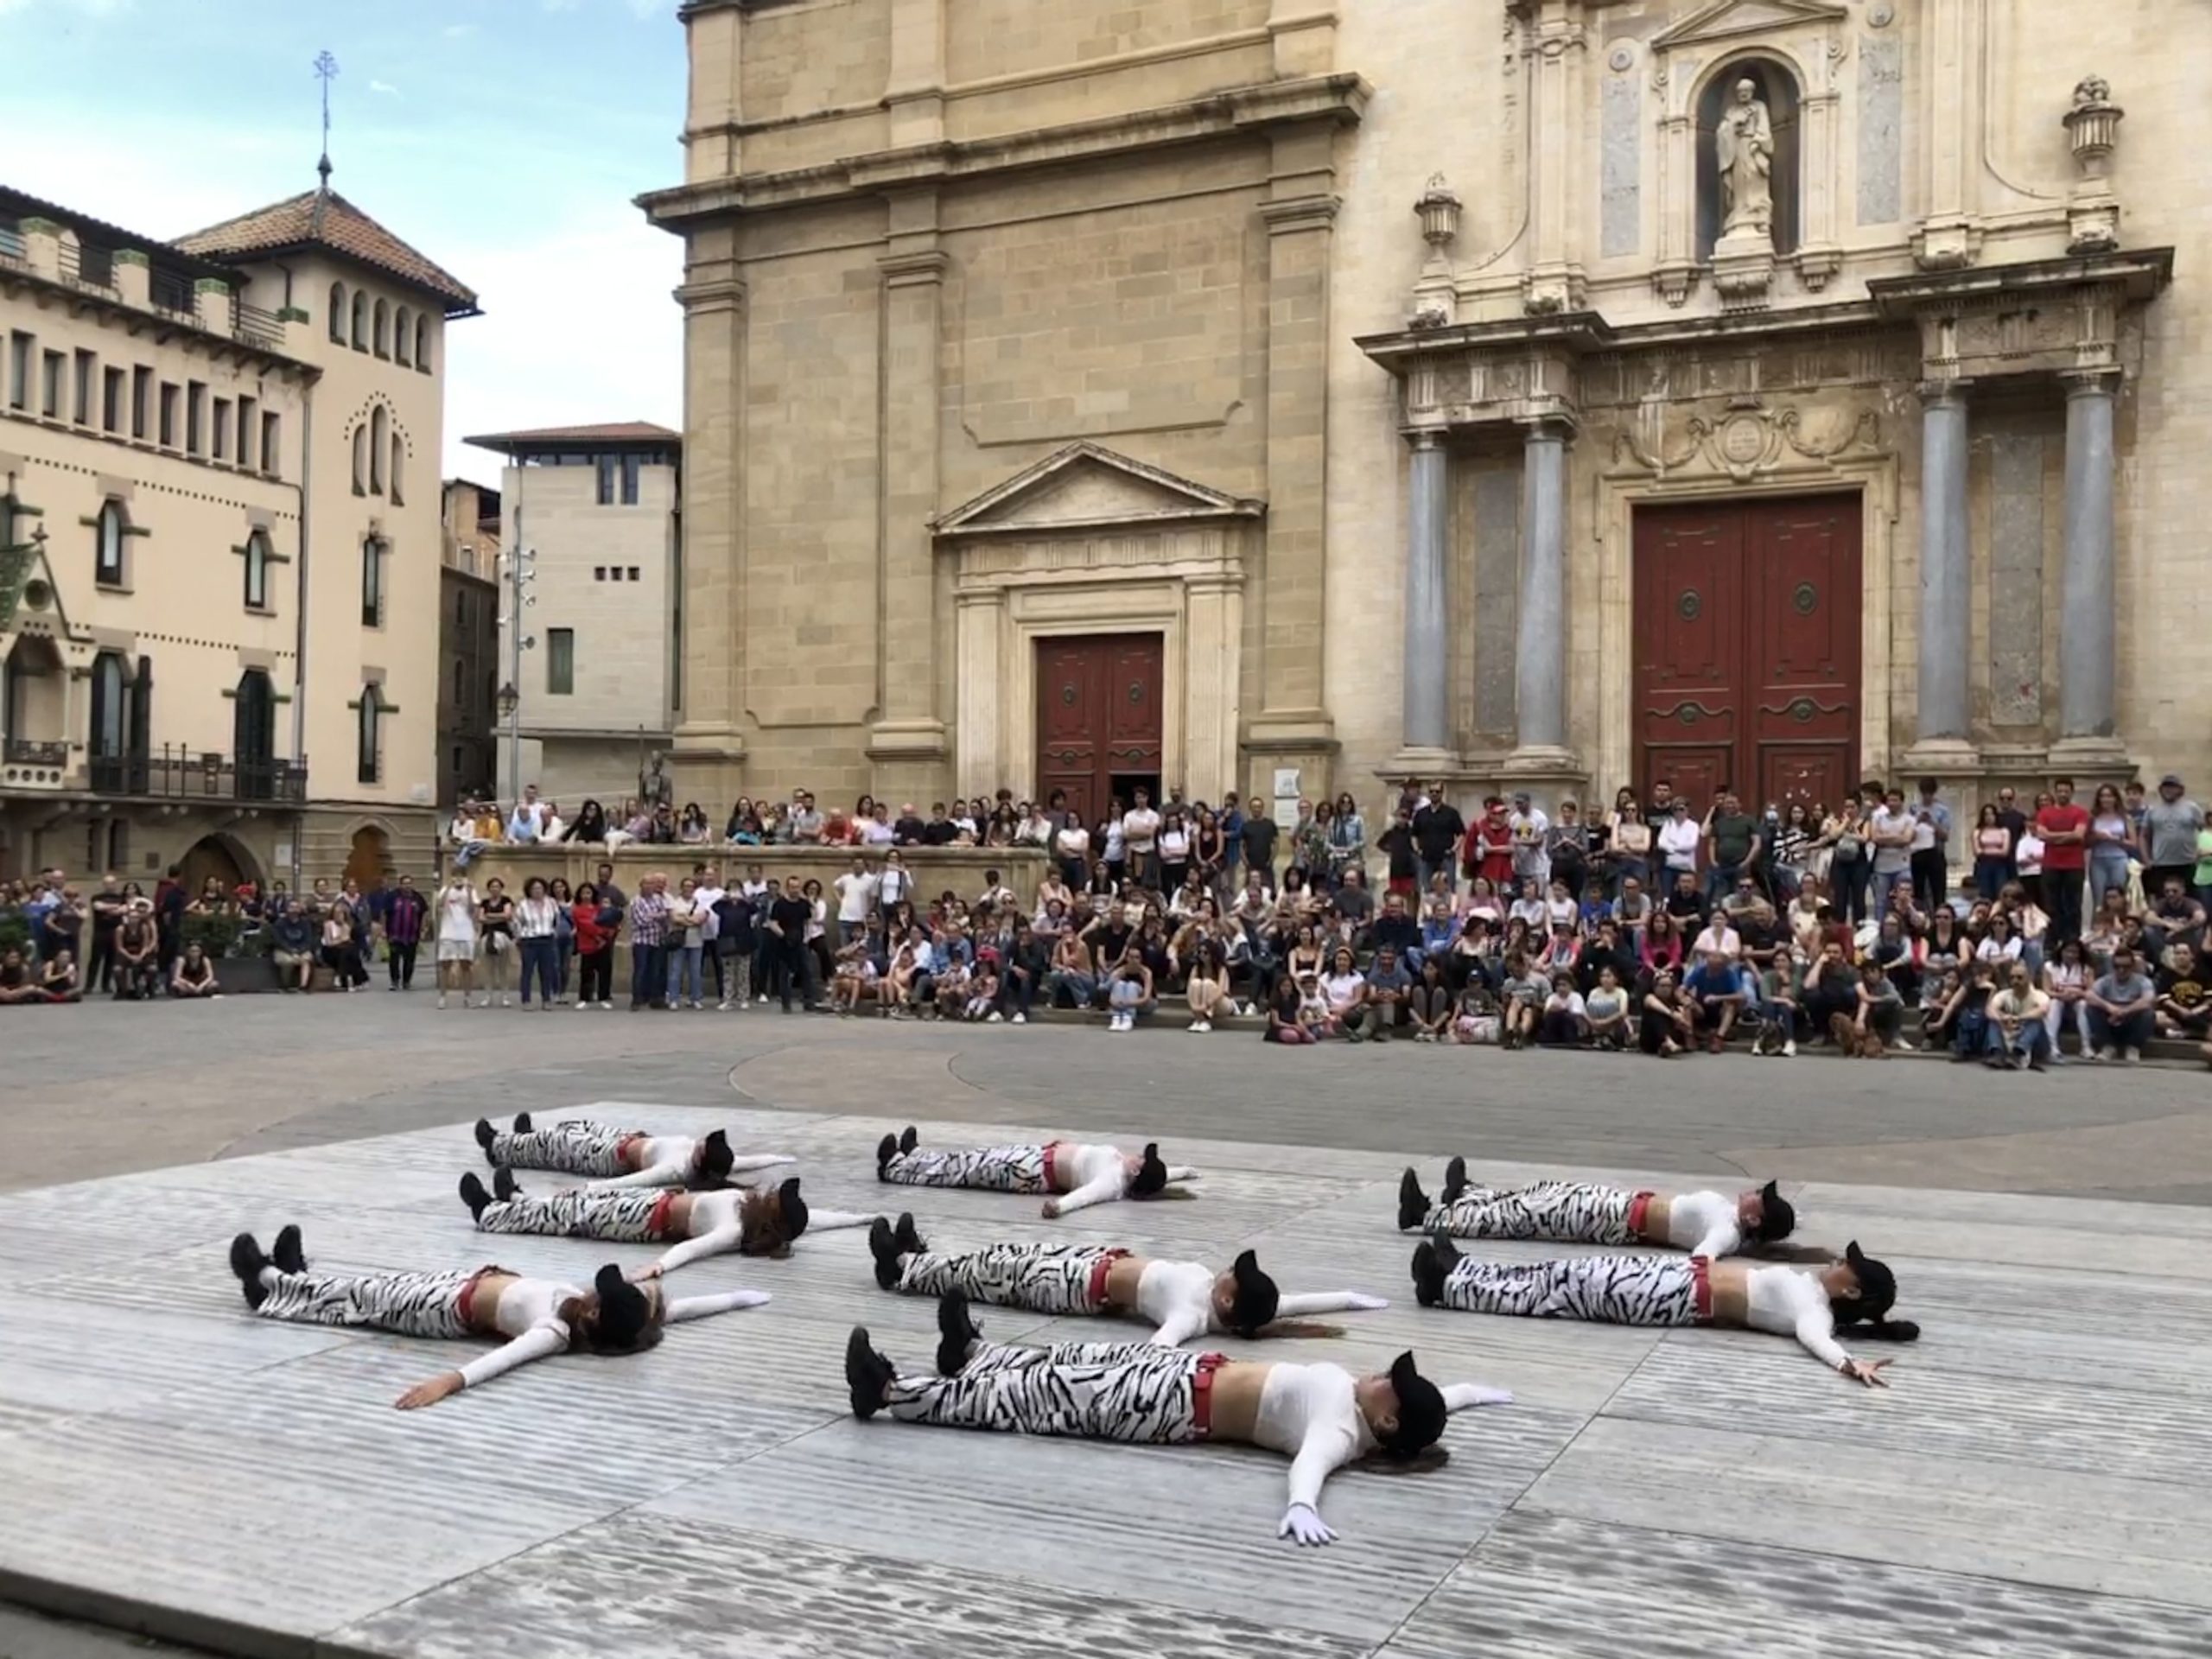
(314, 50, 339, 190)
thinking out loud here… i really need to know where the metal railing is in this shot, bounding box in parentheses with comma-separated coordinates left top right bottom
(3, 737, 68, 767)
(233, 302, 284, 350)
(56, 241, 115, 292)
(88, 746, 307, 803)
(148, 267, 197, 319)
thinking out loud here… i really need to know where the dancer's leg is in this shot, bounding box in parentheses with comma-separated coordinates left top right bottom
(880, 1141, 1050, 1193)
(483, 1118, 630, 1176)
(475, 1186, 664, 1240)
(1438, 1251, 1700, 1325)
(1427, 1179, 1637, 1245)
(255, 1266, 478, 1338)
(895, 1242, 1115, 1315)
(882, 1340, 1205, 1442)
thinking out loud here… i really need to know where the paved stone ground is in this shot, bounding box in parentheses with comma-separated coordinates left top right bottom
(2, 999, 2209, 1656)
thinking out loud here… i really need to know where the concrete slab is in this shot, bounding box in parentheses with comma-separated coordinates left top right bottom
(0, 1103, 2203, 1658)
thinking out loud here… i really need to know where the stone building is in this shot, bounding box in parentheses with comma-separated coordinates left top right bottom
(1, 175, 475, 889)
(463, 423, 683, 809)
(437, 478, 500, 808)
(643, 0, 2190, 829)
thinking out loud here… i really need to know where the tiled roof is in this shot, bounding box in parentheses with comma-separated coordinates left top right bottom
(464, 421, 681, 452)
(174, 188, 477, 313)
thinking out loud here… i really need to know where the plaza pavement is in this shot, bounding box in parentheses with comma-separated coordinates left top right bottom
(1, 1000, 2209, 1657)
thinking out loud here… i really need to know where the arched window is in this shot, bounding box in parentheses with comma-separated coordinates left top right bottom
(414, 315, 430, 373)
(361, 535, 387, 626)
(89, 651, 127, 760)
(351, 290, 368, 350)
(394, 305, 412, 367)
(352, 426, 368, 495)
(452, 658, 466, 706)
(390, 435, 405, 505)
(1696, 59, 1802, 259)
(356, 683, 384, 785)
(234, 669, 274, 798)
(94, 499, 126, 585)
(372, 298, 389, 358)
(243, 529, 272, 611)
(327, 282, 347, 343)
(369, 406, 388, 494)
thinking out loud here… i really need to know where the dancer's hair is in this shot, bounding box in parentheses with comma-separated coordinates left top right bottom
(740, 1177, 809, 1257)
(1128, 1143, 1170, 1197)
(1254, 1319, 1347, 1340)
(575, 1264, 663, 1355)
(1377, 1351, 1448, 1460)
(1224, 1249, 1279, 1337)
(1833, 1241, 1919, 1342)
(698, 1129, 734, 1181)
(1750, 1179, 1796, 1243)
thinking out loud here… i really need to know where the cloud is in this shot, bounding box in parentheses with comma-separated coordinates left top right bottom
(626, 0, 669, 16)
(369, 79, 403, 98)
(440, 21, 478, 36)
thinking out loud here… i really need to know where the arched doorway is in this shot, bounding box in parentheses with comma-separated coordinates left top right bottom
(344, 823, 391, 890)
(177, 833, 252, 897)
(3, 637, 67, 759)
(234, 669, 275, 799)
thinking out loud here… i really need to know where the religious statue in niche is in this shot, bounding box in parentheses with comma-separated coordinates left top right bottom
(1716, 79, 1775, 238)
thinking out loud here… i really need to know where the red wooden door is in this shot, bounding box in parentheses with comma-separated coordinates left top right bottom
(1035, 634, 1163, 824)
(1634, 494, 1860, 815)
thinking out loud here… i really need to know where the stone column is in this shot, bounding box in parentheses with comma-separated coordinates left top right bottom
(669, 262, 748, 807)
(1512, 420, 1569, 756)
(1396, 431, 1452, 766)
(1185, 573, 1245, 804)
(952, 588, 1003, 799)
(1914, 380, 1972, 747)
(2056, 368, 2122, 753)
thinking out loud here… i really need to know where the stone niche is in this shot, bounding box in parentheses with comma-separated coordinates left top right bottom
(931, 442, 1263, 804)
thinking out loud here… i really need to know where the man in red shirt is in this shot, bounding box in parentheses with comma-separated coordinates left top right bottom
(2035, 777, 2090, 946)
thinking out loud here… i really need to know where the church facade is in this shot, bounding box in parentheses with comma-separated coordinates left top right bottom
(644, 0, 2194, 824)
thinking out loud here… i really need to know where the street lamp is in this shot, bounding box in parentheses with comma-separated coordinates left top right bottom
(497, 680, 519, 721)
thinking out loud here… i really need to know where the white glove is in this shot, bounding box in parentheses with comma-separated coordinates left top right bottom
(730, 1289, 772, 1308)
(1278, 1503, 1337, 1547)
(1342, 1292, 1389, 1312)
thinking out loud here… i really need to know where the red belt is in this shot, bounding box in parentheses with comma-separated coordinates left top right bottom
(1691, 1255, 1713, 1322)
(457, 1267, 496, 1327)
(1625, 1190, 1656, 1238)
(647, 1191, 678, 1238)
(1086, 1248, 1130, 1308)
(1192, 1352, 1226, 1438)
(1041, 1140, 1065, 1192)
(615, 1133, 646, 1170)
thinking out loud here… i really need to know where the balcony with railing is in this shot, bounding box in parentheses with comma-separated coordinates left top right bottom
(147, 266, 198, 321)
(87, 745, 307, 804)
(233, 302, 284, 351)
(2, 736, 70, 791)
(56, 239, 116, 294)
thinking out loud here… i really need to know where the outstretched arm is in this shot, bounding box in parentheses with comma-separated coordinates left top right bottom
(1794, 1306, 1886, 1387)
(804, 1208, 880, 1233)
(1047, 1170, 1125, 1217)
(588, 1162, 688, 1191)
(397, 1320, 571, 1406)
(1274, 1290, 1389, 1318)
(1147, 1305, 1211, 1347)
(665, 1287, 772, 1323)
(650, 1224, 744, 1275)
(1164, 1165, 1201, 1185)
(1278, 1418, 1361, 1546)
(1688, 1221, 1745, 1259)
(725, 1153, 801, 1175)
(1442, 1382, 1515, 1411)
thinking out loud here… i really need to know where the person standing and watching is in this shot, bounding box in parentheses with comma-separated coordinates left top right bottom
(627, 874, 673, 1012)
(2035, 779, 2091, 946)
(766, 879, 817, 1013)
(2142, 774, 2207, 902)
(1868, 785, 1916, 923)
(1240, 795, 1281, 894)
(835, 855, 878, 945)
(2085, 784, 2137, 913)
(1122, 789, 1162, 893)
(1703, 789, 1763, 908)
(86, 874, 125, 995)
(1910, 779, 1952, 915)
(383, 874, 428, 991)
(516, 878, 564, 1012)
(1411, 785, 1465, 896)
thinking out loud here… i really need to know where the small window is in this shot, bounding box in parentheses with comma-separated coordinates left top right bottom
(351, 291, 368, 350)
(595, 456, 615, 506)
(620, 454, 641, 505)
(94, 499, 127, 586)
(212, 397, 231, 461)
(627, 565, 640, 582)
(547, 627, 575, 696)
(369, 407, 388, 494)
(356, 683, 384, 785)
(353, 425, 368, 493)
(373, 298, 390, 358)
(453, 658, 466, 704)
(414, 315, 430, 372)
(594, 565, 607, 581)
(186, 380, 206, 454)
(72, 349, 93, 424)
(609, 567, 624, 582)
(158, 383, 178, 447)
(360, 536, 386, 626)
(244, 529, 271, 611)
(102, 366, 123, 432)
(130, 366, 150, 438)
(261, 411, 280, 477)
(328, 282, 347, 343)
(89, 651, 128, 759)
(238, 396, 257, 470)
(390, 435, 404, 505)
(7, 331, 31, 410)
(40, 349, 63, 417)
(394, 305, 412, 367)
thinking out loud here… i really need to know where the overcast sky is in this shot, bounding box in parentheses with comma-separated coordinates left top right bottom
(0, 0, 687, 484)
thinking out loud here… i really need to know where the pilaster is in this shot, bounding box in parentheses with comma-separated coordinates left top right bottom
(1515, 0, 1591, 315)
(884, 0, 946, 150)
(671, 266, 749, 805)
(2053, 366, 2124, 765)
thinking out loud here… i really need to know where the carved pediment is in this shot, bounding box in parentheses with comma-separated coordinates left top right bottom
(933, 442, 1262, 538)
(1650, 0, 1847, 50)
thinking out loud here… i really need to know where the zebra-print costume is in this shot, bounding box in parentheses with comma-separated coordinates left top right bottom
(253, 1266, 484, 1340)
(475, 1188, 668, 1242)
(486, 1119, 634, 1178)
(895, 1243, 1118, 1316)
(1426, 1179, 1642, 1246)
(885, 1338, 1216, 1442)
(881, 1142, 1049, 1195)
(1440, 1253, 1706, 1326)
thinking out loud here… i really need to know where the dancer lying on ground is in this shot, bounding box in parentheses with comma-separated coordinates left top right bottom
(845, 1288, 1511, 1546)
(876, 1126, 1198, 1217)
(227, 1224, 769, 1408)
(1398, 1159, 1797, 1259)
(460, 1168, 874, 1267)
(474, 1112, 795, 1190)
(1411, 1234, 1915, 1387)
(867, 1214, 1388, 1344)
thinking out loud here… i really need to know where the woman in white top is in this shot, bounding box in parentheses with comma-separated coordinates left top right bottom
(876, 1126, 1198, 1217)
(434, 874, 479, 1010)
(228, 1224, 766, 1408)
(1401, 1161, 1796, 1257)
(1414, 1236, 1914, 1386)
(477, 1112, 796, 1189)
(1508, 877, 1549, 931)
(461, 1166, 874, 1264)
(1657, 800, 1704, 877)
(1052, 815, 1091, 888)
(847, 1291, 1508, 1545)
(1974, 913, 2024, 966)
(868, 1217, 1387, 1345)
(2041, 936, 2094, 1053)
(515, 877, 565, 1010)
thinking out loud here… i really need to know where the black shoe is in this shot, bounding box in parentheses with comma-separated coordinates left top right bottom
(270, 1224, 307, 1276)
(493, 1166, 519, 1203)
(876, 1133, 899, 1180)
(512, 1112, 533, 1135)
(229, 1233, 271, 1310)
(1411, 1240, 1446, 1308)
(1442, 1154, 1469, 1207)
(474, 1117, 497, 1162)
(936, 1288, 982, 1377)
(845, 1326, 895, 1420)
(1397, 1168, 1430, 1232)
(460, 1173, 493, 1221)
(868, 1217, 904, 1291)
(899, 1125, 918, 1156)
(893, 1211, 925, 1256)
